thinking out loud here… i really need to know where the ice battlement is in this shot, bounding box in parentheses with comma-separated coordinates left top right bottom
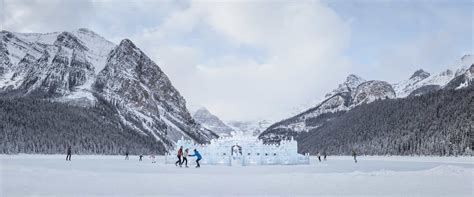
(165, 135, 310, 166)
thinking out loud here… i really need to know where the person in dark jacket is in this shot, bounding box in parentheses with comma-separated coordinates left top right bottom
(189, 149, 202, 168)
(139, 154, 143, 161)
(323, 151, 327, 161)
(352, 150, 357, 163)
(175, 146, 183, 166)
(66, 146, 72, 161)
(125, 151, 129, 160)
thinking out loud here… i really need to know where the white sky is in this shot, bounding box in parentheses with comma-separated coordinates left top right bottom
(1, 0, 472, 121)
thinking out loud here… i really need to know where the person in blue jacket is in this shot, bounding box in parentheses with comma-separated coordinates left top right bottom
(188, 149, 202, 168)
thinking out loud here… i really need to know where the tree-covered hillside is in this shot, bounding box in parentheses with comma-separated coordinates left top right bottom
(298, 87, 473, 156)
(0, 97, 166, 154)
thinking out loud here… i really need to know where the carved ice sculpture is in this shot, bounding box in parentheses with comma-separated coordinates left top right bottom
(165, 135, 310, 166)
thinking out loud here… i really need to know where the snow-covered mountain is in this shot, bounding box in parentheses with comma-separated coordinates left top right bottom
(0, 28, 217, 151)
(193, 108, 234, 137)
(227, 120, 272, 137)
(393, 55, 474, 97)
(259, 74, 395, 143)
(259, 55, 473, 144)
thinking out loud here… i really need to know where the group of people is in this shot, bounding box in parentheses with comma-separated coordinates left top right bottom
(316, 151, 328, 162)
(315, 150, 357, 163)
(175, 146, 202, 168)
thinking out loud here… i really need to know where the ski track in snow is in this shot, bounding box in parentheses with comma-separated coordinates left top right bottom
(1, 155, 473, 196)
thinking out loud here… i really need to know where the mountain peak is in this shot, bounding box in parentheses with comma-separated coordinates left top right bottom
(461, 54, 472, 62)
(409, 69, 430, 80)
(346, 74, 364, 82)
(119, 39, 136, 48)
(195, 107, 211, 114)
(343, 74, 366, 90)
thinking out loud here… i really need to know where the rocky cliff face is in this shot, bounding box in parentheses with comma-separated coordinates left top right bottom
(0, 29, 217, 151)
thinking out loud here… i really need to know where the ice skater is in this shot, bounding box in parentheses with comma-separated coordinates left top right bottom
(139, 154, 143, 161)
(125, 151, 129, 160)
(317, 152, 321, 162)
(181, 148, 189, 168)
(352, 150, 357, 163)
(66, 146, 72, 161)
(150, 154, 156, 163)
(189, 149, 202, 168)
(175, 146, 183, 167)
(323, 151, 327, 161)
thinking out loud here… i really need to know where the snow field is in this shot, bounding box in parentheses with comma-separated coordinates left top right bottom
(1, 155, 473, 196)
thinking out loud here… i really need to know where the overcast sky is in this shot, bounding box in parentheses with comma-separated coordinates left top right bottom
(1, 0, 472, 121)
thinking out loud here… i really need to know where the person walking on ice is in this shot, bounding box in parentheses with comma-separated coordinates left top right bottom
(189, 149, 202, 168)
(323, 151, 327, 161)
(125, 151, 129, 160)
(150, 154, 156, 163)
(139, 154, 143, 161)
(175, 146, 183, 167)
(181, 148, 189, 168)
(66, 146, 72, 161)
(352, 149, 357, 163)
(317, 152, 321, 162)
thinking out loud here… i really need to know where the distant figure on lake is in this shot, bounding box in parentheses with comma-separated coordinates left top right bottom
(189, 149, 202, 168)
(323, 151, 327, 161)
(352, 150, 357, 163)
(317, 152, 321, 162)
(66, 146, 72, 161)
(139, 154, 143, 161)
(125, 151, 129, 160)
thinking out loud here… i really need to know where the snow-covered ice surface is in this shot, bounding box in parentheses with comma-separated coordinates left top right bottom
(1, 155, 473, 196)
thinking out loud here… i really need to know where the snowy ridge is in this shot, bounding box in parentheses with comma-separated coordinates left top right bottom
(260, 55, 473, 144)
(227, 119, 272, 137)
(261, 75, 393, 138)
(393, 55, 474, 97)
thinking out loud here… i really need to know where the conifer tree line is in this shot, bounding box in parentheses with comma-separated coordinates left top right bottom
(0, 86, 472, 156)
(297, 86, 473, 156)
(0, 97, 166, 154)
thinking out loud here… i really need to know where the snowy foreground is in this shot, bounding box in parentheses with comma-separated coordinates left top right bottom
(1, 155, 473, 197)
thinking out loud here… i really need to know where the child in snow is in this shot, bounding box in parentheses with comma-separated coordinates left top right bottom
(188, 149, 202, 168)
(66, 146, 72, 161)
(352, 150, 357, 163)
(150, 154, 156, 163)
(175, 146, 183, 167)
(181, 148, 189, 168)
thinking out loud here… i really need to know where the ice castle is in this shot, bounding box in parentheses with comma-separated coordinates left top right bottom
(165, 135, 310, 166)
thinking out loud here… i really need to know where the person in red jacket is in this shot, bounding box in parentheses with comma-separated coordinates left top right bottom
(175, 146, 183, 166)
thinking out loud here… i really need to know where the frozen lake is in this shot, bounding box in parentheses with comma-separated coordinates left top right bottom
(1, 155, 473, 196)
